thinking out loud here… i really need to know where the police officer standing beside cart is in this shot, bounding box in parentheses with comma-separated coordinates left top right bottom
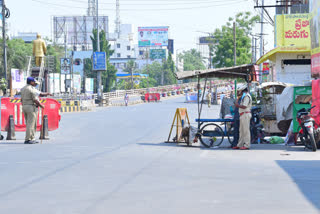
(232, 85, 252, 150)
(21, 77, 52, 144)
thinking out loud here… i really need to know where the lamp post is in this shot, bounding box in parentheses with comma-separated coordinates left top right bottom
(96, 0, 102, 104)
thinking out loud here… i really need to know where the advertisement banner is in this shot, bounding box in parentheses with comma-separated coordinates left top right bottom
(49, 73, 60, 94)
(310, 0, 320, 78)
(11, 69, 25, 90)
(85, 78, 94, 94)
(150, 49, 166, 59)
(73, 74, 82, 93)
(275, 13, 310, 49)
(138, 26, 169, 47)
(262, 63, 270, 75)
(60, 58, 71, 74)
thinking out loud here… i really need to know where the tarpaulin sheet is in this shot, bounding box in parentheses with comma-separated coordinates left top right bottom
(276, 86, 294, 123)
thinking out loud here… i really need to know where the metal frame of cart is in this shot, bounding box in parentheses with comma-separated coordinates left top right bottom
(176, 64, 256, 147)
(196, 118, 234, 147)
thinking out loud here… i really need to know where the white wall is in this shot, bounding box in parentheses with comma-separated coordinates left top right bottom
(274, 53, 311, 85)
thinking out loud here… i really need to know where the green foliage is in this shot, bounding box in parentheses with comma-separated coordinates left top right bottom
(0, 39, 32, 78)
(0, 38, 64, 80)
(142, 61, 162, 85)
(178, 49, 206, 71)
(46, 44, 65, 73)
(139, 77, 157, 88)
(90, 29, 117, 92)
(211, 12, 260, 68)
(163, 52, 177, 85)
(141, 52, 177, 86)
(84, 58, 94, 78)
(0, 78, 7, 92)
(123, 60, 138, 89)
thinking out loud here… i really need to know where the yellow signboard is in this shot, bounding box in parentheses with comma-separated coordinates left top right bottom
(310, 0, 320, 78)
(275, 13, 311, 50)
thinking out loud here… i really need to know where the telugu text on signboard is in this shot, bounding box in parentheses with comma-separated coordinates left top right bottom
(275, 14, 310, 49)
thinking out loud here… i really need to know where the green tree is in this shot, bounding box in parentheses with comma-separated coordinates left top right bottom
(123, 60, 138, 89)
(162, 52, 177, 85)
(211, 12, 259, 68)
(46, 43, 65, 73)
(90, 29, 117, 92)
(139, 77, 157, 88)
(178, 49, 206, 71)
(142, 61, 162, 86)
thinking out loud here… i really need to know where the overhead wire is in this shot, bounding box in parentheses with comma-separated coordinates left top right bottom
(31, 0, 248, 11)
(61, 0, 243, 5)
(253, 0, 274, 26)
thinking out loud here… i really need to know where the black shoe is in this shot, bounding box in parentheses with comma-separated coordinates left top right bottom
(24, 140, 38, 144)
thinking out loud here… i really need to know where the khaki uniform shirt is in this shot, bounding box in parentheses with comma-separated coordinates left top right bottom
(21, 85, 40, 106)
(239, 93, 252, 114)
(33, 38, 47, 57)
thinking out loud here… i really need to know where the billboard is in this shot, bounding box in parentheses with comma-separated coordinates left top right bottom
(275, 13, 310, 49)
(310, 0, 320, 78)
(199, 36, 215, 44)
(138, 26, 169, 47)
(53, 16, 109, 46)
(150, 49, 166, 60)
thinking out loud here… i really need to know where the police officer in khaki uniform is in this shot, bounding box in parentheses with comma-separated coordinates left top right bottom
(21, 77, 51, 144)
(233, 85, 252, 150)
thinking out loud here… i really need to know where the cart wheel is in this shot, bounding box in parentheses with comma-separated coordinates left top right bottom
(227, 127, 234, 145)
(199, 123, 224, 148)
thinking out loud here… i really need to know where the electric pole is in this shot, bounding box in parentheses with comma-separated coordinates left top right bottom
(64, 26, 68, 93)
(96, 0, 102, 103)
(2, 0, 7, 83)
(233, 22, 236, 66)
(259, 0, 264, 84)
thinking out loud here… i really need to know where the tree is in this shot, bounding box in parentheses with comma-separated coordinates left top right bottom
(178, 49, 206, 71)
(211, 12, 260, 68)
(46, 43, 65, 73)
(123, 60, 137, 89)
(162, 52, 177, 85)
(142, 61, 162, 86)
(90, 29, 117, 92)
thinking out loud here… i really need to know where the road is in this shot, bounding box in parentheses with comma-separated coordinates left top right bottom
(0, 97, 319, 214)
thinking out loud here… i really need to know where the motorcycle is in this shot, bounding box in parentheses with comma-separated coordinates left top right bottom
(296, 106, 320, 151)
(250, 106, 266, 144)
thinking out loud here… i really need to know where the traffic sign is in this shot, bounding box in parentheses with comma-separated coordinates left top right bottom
(93, 52, 106, 71)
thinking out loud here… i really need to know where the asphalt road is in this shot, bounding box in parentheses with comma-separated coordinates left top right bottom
(0, 97, 319, 214)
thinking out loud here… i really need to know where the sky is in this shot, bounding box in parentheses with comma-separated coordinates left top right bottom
(6, 0, 275, 54)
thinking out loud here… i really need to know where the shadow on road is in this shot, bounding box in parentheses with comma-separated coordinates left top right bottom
(277, 160, 320, 211)
(137, 142, 212, 150)
(138, 142, 309, 152)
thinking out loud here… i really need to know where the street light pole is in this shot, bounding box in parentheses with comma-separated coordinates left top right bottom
(2, 0, 7, 83)
(96, 0, 102, 103)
